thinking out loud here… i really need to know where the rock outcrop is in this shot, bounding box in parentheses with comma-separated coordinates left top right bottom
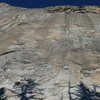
(0, 3, 100, 100)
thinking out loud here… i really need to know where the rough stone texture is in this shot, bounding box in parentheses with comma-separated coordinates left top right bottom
(0, 3, 100, 100)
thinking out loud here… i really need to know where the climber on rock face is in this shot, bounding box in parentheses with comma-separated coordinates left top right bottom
(14, 82, 21, 87)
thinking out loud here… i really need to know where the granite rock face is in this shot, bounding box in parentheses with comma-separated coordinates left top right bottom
(0, 3, 100, 100)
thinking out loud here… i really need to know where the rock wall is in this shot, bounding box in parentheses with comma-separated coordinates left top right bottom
(0, 3, 100, 100)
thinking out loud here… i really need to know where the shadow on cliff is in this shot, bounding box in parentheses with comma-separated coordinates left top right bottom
(0, 79, 44, 100)
(0, 87, 7, 100)
(13, 78, 44, 100)
(68, 81, 100, 100)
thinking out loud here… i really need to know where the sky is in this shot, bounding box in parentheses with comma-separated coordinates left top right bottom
(0, 0, 100, 8)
